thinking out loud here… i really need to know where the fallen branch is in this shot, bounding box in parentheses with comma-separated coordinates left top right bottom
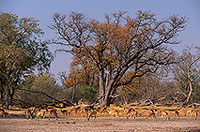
(157, 91, 186, 105)
(17, 88, 73, 107)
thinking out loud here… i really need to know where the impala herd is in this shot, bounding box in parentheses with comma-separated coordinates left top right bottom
(0, 104, 199, 121)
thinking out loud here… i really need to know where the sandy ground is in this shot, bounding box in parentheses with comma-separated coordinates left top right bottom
(0, 116, 200, 132)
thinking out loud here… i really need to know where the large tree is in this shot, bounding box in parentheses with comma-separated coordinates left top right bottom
(0, 13, 53, 108)
(50, 11, 186, 106)
(173, 46, 200, 105)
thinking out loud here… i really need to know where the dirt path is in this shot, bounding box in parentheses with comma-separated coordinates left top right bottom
(0, 117, 200, 132)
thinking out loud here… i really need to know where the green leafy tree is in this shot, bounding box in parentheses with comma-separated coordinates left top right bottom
(0, 13, 53, 108)
(18, 73, 61, 107)
(63, 84, 97, 104)
(77, 85, 97, 103)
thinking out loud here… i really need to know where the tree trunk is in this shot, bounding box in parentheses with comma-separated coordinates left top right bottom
(101, 94, 111, 106)
(0, 80, 4, 102)
(186, 81, 193, 104)
(99, 71, 105, 103)
(72, 86, 77, 104)
(9, 86, 15, 105)
(184, 55, 200, 105)
(5, 78, 9, 109)
(100, 80, 115, 106)
(185, 70, 193, 104)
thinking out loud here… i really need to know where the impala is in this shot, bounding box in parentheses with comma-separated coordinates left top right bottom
(126, 108, 138, 119)
(48, 109, 58, 120)
(157, 109, 170, 120)
(87, 110, 98, 121)
(145, 109, 157, 120)
(61, 109, 70, 119)
(25, 107, 37, 120)
(0, 108, 8, 118)
(108, 109, 119, 118)
(35, 109, 46, 120)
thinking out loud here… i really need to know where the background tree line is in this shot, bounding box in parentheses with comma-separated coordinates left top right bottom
(0, 11, 199, 109)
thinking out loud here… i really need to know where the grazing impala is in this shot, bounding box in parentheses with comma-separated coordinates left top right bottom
(25, 107, 37, 120)
(157, 109, 170, 120)
(195, 111, 199, 120)
(87, 110, 98, 121)
(187, 109, 199, 120)
(48, 109, 58, 120)
(81, 106, 90, 117)
(194, 111, 198, 120)
(35, 109, 46, 120)
(35, 107, 58, 120)
(69, 106, 81, 115)
(99, 106, 109, 114)
(0, 108, 8, 118)
(175, 110, 180, 118)
(61, 109, 70, 119)
(25, 109, 33, 119)
(126, 108, 138, 120)
(145, 109, 157, 120)
(108, 109, 119, 118)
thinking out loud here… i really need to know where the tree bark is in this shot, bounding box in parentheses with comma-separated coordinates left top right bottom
(5, 78, 9, 109)
(0, 80, 4, 102)
(184, 69, 193, 104)
(9, 86, 15, 105)
(100, 78, 115, 106)
(99, 70, 105, 104)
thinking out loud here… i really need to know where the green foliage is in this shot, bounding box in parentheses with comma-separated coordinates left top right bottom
(31, 73, 59, 95)
(60, 85, 98, 104)
(77, 85, 98, 102)
(0, 12, 53, 104)
(0, 12, 53, 77)
(18, 73, 61, 107)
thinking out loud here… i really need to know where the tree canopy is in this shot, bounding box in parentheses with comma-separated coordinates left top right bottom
(51, 11, 186, 105)
(0, 13, 53, 106)
(50, 11, 187, 106)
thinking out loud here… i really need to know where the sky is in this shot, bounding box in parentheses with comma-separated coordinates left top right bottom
(1, 0, 200, 81)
